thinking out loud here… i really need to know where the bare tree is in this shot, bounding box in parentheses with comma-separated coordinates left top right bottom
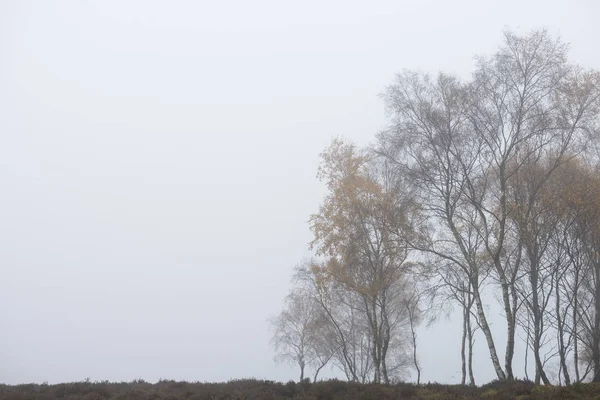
(378, 29, 600, 381)
(269, 288, 336, 382)
(308, 310, 338, 382)
(269, 291, 313, 381)
(293, 261, 371, 382)
(559, 163, 600, 381)
(272, 28, 600, 386)
(378, 69, 506, 379)
(308, 139, 417, 384)
(521, 159, 600, 383)
(402, 289, 422, 384)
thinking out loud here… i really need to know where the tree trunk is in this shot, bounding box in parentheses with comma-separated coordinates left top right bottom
(461, 302, 467, 385)
(556, 277, 571, 385)
(313, 363, 327, 382)
(467, 299, 476, 386)
(409, 309, 421, 385)
(381, 330, 390, 385)
(472, 279, 506, 380)
(574, 268, 580, 382)
(494, 166, 514, 381)
(592, 260, 600, 382)
(500, 281, 516, 380)
(529, 253, 551, 385)
(533, 293, 551, 384)
(381, 298, 391, 385)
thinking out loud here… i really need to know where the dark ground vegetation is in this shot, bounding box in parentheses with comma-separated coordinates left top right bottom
(3, 378, 600, 400)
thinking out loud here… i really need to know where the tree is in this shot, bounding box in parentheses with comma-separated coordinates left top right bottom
(550, 161, 600, 382)
(272, 28, 599, 386)
(269, 289, 330, 381)
(308, 139, 417, 383)
(378, 69, 506, 380)
(377, 29, 600, 381)
(403, 289, 423, 384)
(293, 261, 373, 382)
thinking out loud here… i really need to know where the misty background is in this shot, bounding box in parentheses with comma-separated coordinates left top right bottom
(1, 0, 599, 385)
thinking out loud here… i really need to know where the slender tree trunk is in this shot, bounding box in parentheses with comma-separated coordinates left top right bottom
(472, 279, 506, 380)
(371, 330, 381, 384)
(381, 297, 390, 385)
(533, 301, 551, 384)
(467, 299, 476, 386)
(500, 280, 516, 380)
(468, 329, 475, 385)
(508, 246, 522, 382)
(408, 306, 421, 385)
(381, 329, 390, 385)
(524, 343, 529, 381)
(494, 169, 514, 380)
(529, 255, 551, 385)
(381, 359, 389, 385)
(461, 302, 467, 385)
(371, 344, 380, 384)
(556, 277, 571, 385)
(447, 207, 505, 380)
(524, 315, 530, 381)
(366, 296, 382, 384)
(312, 349, 335, 383)
(313, 366, 322, 383)
(574, 283, 580, 382)
(592, 260, 600, 382)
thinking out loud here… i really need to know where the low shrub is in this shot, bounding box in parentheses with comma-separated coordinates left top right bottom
(3, 378, 600, 399)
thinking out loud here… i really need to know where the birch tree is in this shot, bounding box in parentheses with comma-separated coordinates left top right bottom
(309, 139, 416, 383)
(378, 29, 600, 380)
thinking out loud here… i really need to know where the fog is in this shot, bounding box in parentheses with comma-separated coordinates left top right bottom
(1, 0, 599, 385)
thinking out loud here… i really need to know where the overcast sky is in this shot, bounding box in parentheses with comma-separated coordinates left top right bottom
(1, 0, 599, 386)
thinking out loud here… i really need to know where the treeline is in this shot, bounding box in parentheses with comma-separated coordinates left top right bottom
(270, 29, 600, 386)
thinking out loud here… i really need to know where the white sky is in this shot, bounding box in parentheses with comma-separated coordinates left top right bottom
(1, 0, 599, 385)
